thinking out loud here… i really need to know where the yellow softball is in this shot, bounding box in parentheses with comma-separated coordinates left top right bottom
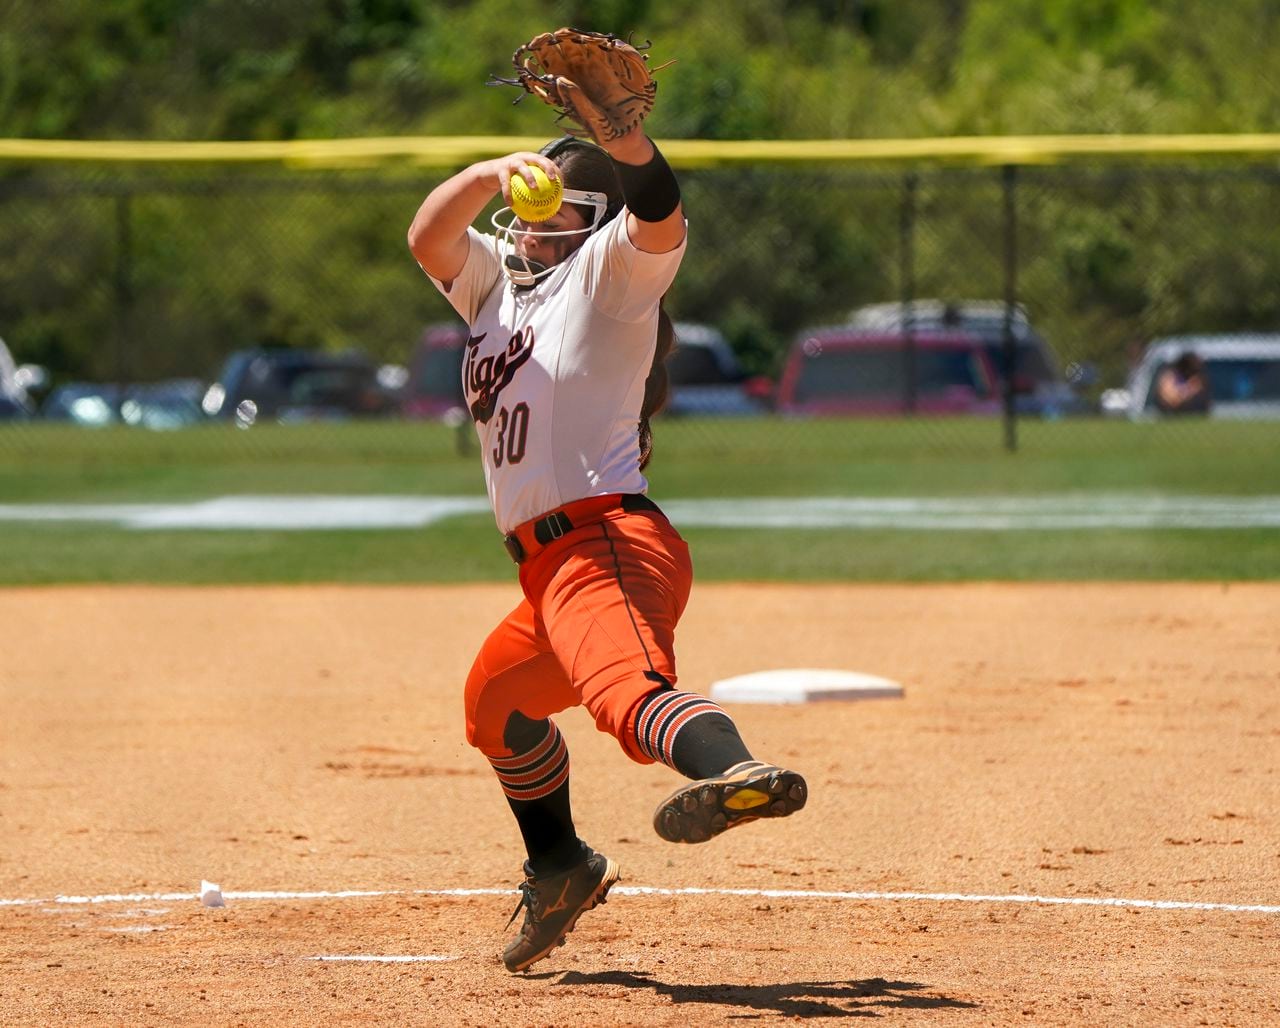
(509, 165, 563, 222)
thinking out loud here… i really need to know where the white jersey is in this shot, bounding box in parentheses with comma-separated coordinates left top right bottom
(423, 212, 686, 534)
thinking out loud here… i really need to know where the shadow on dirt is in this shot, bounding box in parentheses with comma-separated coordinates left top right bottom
(552, 972, 978, 1018)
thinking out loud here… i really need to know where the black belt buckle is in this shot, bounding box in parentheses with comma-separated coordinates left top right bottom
(503, 534, 526, 564)
(533, 510, 574, 545)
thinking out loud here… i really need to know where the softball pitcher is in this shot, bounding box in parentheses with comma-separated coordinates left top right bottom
(406, 30, 806, 974)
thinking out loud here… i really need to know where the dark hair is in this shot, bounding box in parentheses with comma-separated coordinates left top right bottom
(545, 138, 624, 223)
(544, 137, 672, 470)
(638, 304, 675, 470)
(1174, 351, 1203, 377)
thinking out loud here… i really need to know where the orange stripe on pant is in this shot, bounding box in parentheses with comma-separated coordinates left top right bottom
(464, 499, 692, 764)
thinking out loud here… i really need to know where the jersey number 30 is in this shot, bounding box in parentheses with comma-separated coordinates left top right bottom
(492, 402, 530, 467)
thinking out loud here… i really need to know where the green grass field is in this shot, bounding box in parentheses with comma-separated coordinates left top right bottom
(2, 417, 1277, 583)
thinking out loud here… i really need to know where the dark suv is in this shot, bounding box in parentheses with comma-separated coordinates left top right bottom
(664, 322, 773, 416)
(202, 348, 397, 425)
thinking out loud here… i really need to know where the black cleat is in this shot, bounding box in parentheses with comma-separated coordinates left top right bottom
(653, 760, 808, 844)
(502, 848, 620, 972)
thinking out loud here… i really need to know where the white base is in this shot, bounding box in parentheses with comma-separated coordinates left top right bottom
(709, 668, 904, 705)
(199, 880, 225, 907)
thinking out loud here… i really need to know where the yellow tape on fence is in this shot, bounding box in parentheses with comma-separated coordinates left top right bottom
(2, 134, 1280, 167)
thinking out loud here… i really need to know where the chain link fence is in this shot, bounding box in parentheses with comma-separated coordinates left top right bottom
(2, 160, 1279, 456)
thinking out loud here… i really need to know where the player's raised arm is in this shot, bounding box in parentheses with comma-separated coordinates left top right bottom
(598, 126, 685, 255)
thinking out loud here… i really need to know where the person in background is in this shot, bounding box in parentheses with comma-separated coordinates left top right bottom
(1155, 350, 1212, 415)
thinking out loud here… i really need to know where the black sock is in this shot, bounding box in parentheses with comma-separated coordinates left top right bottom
(489, 712, 584, 875)
(506, 787, 586, 876)
(669, 712, 753, 779)
(630, 688, 753, 780)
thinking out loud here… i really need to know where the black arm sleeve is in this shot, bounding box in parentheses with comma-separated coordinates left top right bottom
(613, 145, 681, 223)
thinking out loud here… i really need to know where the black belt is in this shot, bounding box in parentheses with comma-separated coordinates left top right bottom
(503, 493, 662, 564)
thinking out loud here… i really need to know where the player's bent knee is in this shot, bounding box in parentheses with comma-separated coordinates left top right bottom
(464, 671, 504, 754)
(464, 666, 550, 757)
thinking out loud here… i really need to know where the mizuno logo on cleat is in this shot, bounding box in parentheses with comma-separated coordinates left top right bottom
(542, 879, 575, 915)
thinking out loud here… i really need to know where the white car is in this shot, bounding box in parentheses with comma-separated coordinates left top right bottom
(0, 335, 47, 420)
(1120, 334, 1280, 420)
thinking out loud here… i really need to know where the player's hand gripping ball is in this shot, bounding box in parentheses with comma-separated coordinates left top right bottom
(509, 165, 563, 223)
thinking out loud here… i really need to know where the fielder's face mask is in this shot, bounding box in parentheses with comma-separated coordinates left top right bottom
(490, 187, 608, 288)
(490, 136, 620, 289)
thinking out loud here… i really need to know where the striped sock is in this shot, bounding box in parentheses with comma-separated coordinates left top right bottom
(630, 689, 751, 777)
(488, 720, 570, 802)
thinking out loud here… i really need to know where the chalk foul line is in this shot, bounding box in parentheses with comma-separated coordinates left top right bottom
(310, 955, 458, 963)
(2, 885, 1276, 915)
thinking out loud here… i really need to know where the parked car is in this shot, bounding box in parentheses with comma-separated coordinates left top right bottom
(42, 379, 207, 429)
(776, 327, 1001, 417)
(847, 299, 1092, 417)
(664, 322, 773, 416)
(0, 334, 47, 421)
(402, 322, 468, 420)
(1118, 334, 1280, 420)
(202, 348, 399, 425)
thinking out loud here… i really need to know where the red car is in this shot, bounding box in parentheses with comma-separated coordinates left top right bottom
(401, 322, 468, 420)
(776, 328, 1002, 416)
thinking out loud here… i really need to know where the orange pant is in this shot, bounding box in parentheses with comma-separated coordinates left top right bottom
(465, 497, 693, 764)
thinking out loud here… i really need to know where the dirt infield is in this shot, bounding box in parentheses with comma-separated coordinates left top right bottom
(1, 583, 1277, 1026)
